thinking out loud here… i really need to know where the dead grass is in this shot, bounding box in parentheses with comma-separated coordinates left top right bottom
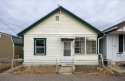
(14, 65, 119, 76)
(0, 62, 21, 73)
(14, 65, 57, 75)
(75, 65, 119, 76)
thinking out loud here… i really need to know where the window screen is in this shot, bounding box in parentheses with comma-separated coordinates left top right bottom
(34, 38, 46, 55)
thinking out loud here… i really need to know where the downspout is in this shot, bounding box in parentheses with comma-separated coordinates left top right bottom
(98, 35, 114, 74)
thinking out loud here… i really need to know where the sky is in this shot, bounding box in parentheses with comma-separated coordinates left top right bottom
(0, 0, 125, 35)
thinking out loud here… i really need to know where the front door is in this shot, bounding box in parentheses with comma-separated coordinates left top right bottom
(62, 41, 73, 62)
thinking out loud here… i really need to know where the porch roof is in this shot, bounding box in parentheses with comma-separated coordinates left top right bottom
(61, 37, 75, 41)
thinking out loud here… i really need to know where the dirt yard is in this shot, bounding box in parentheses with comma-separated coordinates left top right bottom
(13, 65, 119, 76)
(0, 62, 21, 73)
(75, 65, 118, 76)
(14, 65, 57, 75)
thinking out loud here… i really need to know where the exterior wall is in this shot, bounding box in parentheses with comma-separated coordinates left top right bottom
(0, 34, 13, 59)
(23, 12, 98, 65)
(105, 34, 125, 62)
(25, 12, 96, 35)
(14, 44, 22, 58)
(117, 26, 125, 31)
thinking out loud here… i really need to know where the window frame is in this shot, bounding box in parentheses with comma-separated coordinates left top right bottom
(34, 38, 46, 55)
(86, 37, 97, 54)
(123, 36, 125, 52)
(74, 37, 97, 55)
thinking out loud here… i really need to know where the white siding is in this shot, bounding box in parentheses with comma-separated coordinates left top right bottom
(117, 26, 125, 31)
(25, 12, 96, 35)
(106, 34, 125, 62)
(23, 11, 98, 65)
(100, 36, 107, 59)
(106, 34, 113, 60)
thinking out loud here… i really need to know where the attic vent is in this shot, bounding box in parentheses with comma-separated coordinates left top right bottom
(55, 16, 59, 21)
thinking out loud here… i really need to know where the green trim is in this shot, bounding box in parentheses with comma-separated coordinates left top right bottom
(34, 38, 46, 55)
(17, 6, 103, 36)
(22, 36, 24, 62)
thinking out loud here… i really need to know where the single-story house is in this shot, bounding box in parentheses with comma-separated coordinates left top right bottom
(18, 6, 103, 65)
(100, 21, 125, 65)
(0, 32, 22, 59)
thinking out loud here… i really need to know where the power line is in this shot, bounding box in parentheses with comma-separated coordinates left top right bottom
(99, 16, 125, 28)
(2, 18, 23, 29)
(0, 18, 17, 34)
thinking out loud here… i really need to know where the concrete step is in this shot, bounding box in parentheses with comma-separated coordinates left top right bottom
(58, 66, 73, 74)
(61, 63, 73, 66)
(61, 61, 73, 66)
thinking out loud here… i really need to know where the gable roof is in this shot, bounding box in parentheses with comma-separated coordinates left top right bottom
(103, 21, 125, 34)
(0, 32, 22, 45)
(18, 6, 103, 36)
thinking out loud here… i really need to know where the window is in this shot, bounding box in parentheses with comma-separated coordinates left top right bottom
(74, 37, 96, 55)
(34, 38, 46, 55)
(55, 16, 59, 21)
(86, 37, 96, 54)
(75, 37, 85, 54)
(124, 36, 125, 51)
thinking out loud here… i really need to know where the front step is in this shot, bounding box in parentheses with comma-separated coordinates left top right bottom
(61, 63, 73, 66)
(61, 61, 73, 66)
(58, 66, 73, 74)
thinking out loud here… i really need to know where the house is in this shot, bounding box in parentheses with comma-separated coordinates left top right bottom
(101, 21, 125, 65)
(18, 6, 103, 65)
(0, 32, 22, 59)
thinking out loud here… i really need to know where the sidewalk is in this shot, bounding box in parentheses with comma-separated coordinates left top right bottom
(0, 74, 125, 81)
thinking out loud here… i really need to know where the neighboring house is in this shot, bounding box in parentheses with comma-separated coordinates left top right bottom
(101, 21, 125, 65)
(18, 6, 103, 65)
(0, 32, 22, 59)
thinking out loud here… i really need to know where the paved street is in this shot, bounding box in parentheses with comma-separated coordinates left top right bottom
(0, 74, 125, 81)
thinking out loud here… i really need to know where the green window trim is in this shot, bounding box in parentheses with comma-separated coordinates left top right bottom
(34, 38, 46, 55)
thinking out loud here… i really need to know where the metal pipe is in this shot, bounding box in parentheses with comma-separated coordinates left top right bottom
(98, 36, 114, 74)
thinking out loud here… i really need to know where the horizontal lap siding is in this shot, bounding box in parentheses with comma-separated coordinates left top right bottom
(106, 34, 125, 61)
(24, 35, 62, 64)
(25, 12, 97, 35)
(23, 11, 98, 65)
(74, 55, 98, 65)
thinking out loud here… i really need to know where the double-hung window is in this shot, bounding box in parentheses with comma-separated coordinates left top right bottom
(34, 38, 46, 55)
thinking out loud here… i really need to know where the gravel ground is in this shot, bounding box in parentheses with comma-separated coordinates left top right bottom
(0, 74, 125, 81)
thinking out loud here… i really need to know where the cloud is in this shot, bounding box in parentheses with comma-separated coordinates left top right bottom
(0, 0, 125, 35)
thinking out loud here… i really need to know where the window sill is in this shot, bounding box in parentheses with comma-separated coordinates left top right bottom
(34, 54, 46, 56)
(117, 52, 122, 54)
(74, 54, 97, 56)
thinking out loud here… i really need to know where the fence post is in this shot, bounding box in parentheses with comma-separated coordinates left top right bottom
(0, 63, 1, 71)
(11, 58, 14, 73)
(56, 58, 58, 72)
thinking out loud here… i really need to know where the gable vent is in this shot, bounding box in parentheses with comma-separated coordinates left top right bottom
(55, 16, 59, 21)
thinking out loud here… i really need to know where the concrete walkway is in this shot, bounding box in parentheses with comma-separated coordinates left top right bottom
(110, 66, 125, 74)
(0, 74, 125, 81)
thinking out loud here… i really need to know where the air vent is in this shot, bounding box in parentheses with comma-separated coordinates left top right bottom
(55, 16, 59, 21)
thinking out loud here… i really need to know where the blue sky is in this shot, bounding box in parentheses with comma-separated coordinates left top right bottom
(0, 0, 125, 35)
